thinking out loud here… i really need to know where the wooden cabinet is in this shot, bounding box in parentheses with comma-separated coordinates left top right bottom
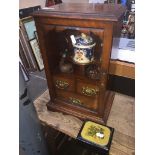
(33, 3, 126, 124)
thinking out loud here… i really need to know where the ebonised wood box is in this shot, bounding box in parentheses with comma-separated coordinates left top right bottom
(33, 3, 126, 124)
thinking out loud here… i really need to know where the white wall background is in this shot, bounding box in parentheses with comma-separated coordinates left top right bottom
(62, 0, 88, 3)
(19, 0, 106, 9)
(19, 0, 46, 9)
(62, 0, 106, 3)
(19, 0, 90, 9)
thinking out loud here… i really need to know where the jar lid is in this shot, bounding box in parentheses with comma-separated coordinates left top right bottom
(70, 33, 96, 49)
(75, 33, 94, 46)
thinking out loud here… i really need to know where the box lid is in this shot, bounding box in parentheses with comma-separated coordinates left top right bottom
(77, 120, 114, 152)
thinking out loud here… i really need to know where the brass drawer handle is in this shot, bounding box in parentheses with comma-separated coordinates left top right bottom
(69, 97, 82, 105)
(82, 86, 99, 96)
(55, 80, 69, 89)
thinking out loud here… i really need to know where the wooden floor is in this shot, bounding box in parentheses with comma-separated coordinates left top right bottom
(34, 90, 135, 155)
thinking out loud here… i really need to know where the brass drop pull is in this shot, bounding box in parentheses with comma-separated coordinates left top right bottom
(69, 97, 82, 105)
(82, 87, 99, 96)
(55, 80, 69, 89)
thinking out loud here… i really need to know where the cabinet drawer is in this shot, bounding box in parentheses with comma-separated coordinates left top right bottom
(53, 76, 75, 91)
(56, 90, 98, 111)
(76, 80, 99, 97)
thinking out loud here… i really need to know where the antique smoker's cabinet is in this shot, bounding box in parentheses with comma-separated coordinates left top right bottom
(33, 3, 125, 124)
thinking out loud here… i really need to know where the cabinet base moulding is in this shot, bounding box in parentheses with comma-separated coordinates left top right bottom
(46, 91, 115, 125)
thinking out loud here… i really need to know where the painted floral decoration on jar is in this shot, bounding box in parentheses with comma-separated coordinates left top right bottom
(70, 33, 96, 65)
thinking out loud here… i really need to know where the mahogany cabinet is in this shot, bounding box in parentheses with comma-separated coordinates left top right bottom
(33, 3, 126, 124)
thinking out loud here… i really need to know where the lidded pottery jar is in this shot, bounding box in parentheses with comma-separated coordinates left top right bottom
(70, 33, 96, 65)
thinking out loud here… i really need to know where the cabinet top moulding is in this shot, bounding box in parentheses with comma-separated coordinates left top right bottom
(32, 3, 126, 22)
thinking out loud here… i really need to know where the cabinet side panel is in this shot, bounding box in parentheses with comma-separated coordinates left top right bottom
(97, 23, 114, 116)
(34, 20, 57, 101)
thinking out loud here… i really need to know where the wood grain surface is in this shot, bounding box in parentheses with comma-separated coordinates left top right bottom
(34, 90, 135, 155)
(109, 60, 135, 79)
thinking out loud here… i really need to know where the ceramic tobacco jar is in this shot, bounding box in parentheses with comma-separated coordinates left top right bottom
(70, 33, 96, 65)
